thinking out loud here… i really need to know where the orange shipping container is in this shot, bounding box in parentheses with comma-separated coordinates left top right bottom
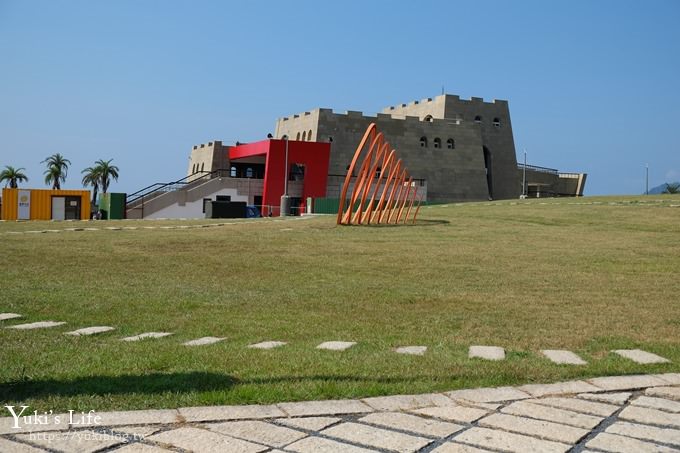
(1, 188, 91, 220)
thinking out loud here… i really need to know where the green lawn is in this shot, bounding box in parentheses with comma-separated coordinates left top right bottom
(1, 195, 679, 412)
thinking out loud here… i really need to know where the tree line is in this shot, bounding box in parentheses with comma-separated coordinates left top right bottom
(0, 154, 120, 204)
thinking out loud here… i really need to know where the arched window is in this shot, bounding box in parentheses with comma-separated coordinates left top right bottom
(493, 117, 501, 127)
(302, 131, 307, 141)
(423, 115, 433, 122)
(433, 137, 441, 149)
(447, 138, 455, 149)
(230, 166, 236, 177)
(474, 115, 482, 123)
(308, 129, 312, 141)
(246, 167, 253, 178)
(201, 163, 205, 172)
(191, 164, 196, 173)
(420, 136, 428, 148)
(296, 132, 300, 140)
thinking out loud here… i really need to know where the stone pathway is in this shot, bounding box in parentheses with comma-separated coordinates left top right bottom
(6, 321, 66, 330)
(1, 374, 679, 452)
(0, 313, 22, 321)
(120, 332, 173, 342)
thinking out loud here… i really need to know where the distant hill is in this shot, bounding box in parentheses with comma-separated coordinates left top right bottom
(648, 182, 680, 194)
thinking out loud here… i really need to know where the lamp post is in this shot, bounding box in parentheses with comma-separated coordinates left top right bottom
(280, 135, 290, 216)
(645, 163, 649, 195)
(522, 148, 527, 198)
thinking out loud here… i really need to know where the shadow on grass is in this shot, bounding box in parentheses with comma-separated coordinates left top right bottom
(0, 372, 432, 400)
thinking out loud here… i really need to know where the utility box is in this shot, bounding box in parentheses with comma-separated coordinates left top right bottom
(98, 193, 127, 220)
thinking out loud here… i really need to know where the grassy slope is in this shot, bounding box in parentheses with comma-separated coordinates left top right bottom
(1, 195, 679, 411)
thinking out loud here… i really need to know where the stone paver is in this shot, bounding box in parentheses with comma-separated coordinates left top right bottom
(286, 436, 375, 452)
(112, 425, 162, 438)
(359, 412, 463, 438)
(6, 321, 66, 330)
(205, 420, 307, 447)
(321, 421, 432, 452)
(120, 332, 173, 342)
(431, 443, 495, 453)
(65, 326, 115, 336)
(95, 409, 180, 427)
(518, 380, 600, 397)
(147, 426, 267, 452)
(632, 395, 680, 413)
(606, 421, 680, 447)
(279, 399, 372, 417)
(182, 336, 225, 346)
(468, 345, 505, 361)
(0, 437, 47, 452)
(411, 405, 489, 424)
(646, 386, 680, 401)
(447, 386, 530, 403)
(526, 396, 620, 417)
(586, 374, 669, 391)
(657, 373, 680, 385)
(453, 427, 570, 453)
(619, 405, 680, 428)
(578, 391, 632, 405)
(395, 346, 427, 355)
(109, 444, 170, 452)
(501, 400, 603, 429)
(276, 416, 340, 431)
(586, 432, 678, 452)
(178, 404, 285, 422)
(362, 393, 453, 411)
(478, 413, 589, 444)
(248, 341, 287, 349)
(316, 341, 356, 351)
(16, 429, 124, 452)
(613, 349, 671, 364)
(0, 313, 22, 321)
(541, 349, 587, 365)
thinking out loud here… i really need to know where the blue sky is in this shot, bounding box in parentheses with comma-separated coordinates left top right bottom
(1, 0, 679, 195)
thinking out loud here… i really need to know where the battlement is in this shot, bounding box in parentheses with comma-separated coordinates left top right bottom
(192, 140, 222, 150)
(384, 94, 507, 111)
(278, 107, 464, 127)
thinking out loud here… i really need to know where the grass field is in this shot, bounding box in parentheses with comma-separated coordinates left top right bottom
(1, 195, 679, 412)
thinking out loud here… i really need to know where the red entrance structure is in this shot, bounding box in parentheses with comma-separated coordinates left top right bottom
(229, 139, 331, 216)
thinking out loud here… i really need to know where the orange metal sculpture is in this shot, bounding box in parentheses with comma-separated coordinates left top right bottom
(337, 123, 422, 225)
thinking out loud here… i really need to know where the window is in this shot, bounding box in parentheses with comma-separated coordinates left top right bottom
(302, 131, 307, 141)
(246, 167, 253, 178)
(447, 138, 455, 149)
(420, 136, 428, 148)
(375, 166, 382, 177)
(230, 166, 236, 177)
(296, 132, 300, 140)
(493, 117, 501, 127)
(202, 198, 211, 213)
(474, 115, 482, 124)
(433, 137, 441, 149)
(423, 115, 433, 122)
(308, 129, 312, 141)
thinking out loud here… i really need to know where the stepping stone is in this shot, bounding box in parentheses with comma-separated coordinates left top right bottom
(0, 313, 22, 321)
(248, 341, 286, 349)
(121, 332, 173, 342)
(395, 346, 427, 355)
(183, 337, 225, 346)
(7, 321, 66, 330)
(66, 326, 115, 336)
(469, 345, 505, 361)
(105, 227, 122, 230)
(541, 349, 587, 365)
(316, 341, 356, 351)
(613, 349, 670, 364)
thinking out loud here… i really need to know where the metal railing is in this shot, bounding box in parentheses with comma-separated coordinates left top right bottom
(517, 163, 559, 175)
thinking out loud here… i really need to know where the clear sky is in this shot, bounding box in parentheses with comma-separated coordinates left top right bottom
(1, 0, 679, 195)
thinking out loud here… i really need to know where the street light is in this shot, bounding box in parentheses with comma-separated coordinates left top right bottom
(280, 135, 290, 216)
(645, 163, 649, 195)
(522, 148, 527, 198)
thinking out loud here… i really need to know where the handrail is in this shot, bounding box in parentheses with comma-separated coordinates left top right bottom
(517, 163, 559, 175)
(126, 170, 218, 206)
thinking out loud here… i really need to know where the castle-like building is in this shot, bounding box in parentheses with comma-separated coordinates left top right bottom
(130, 93, 585, 219)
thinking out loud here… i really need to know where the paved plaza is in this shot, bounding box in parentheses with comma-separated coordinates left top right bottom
(1, 373, 678, 452)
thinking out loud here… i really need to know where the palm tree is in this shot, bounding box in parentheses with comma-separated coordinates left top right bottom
(81, 165, 102, 205)
(96, 159, 119, 193)
(663, 182, 680, 194)
(0, 166, 29, 188)
(42, 153, 71, 189)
